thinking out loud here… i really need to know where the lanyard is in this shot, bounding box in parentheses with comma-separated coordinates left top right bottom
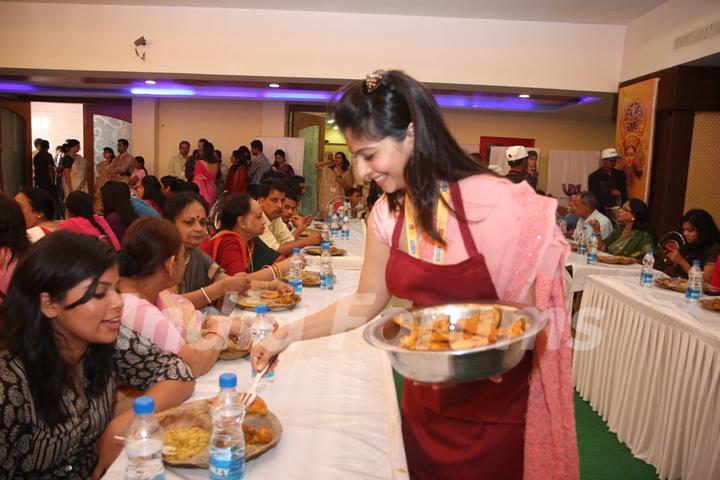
(404, 181, 451, 265)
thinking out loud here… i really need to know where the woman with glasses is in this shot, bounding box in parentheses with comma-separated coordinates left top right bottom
(593, 198, 661, 264)
(251, 70, 577, 479)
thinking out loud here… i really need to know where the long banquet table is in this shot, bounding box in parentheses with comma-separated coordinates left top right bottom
(573, 276, 720, 480)
(107, 222, 409, 479)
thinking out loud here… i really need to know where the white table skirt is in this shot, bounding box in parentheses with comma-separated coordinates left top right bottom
(106, 267, 409, 479)
(573, 276, 720, 480)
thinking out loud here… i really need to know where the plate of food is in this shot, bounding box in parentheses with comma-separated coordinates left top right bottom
(654, 277, 688, 293)
(304, 246, 346, 256)
(283, 270, 321, 287)
(157, 396, 281, 468)
(597, 255, 636, 265)
(700, 298, 720, 312)
(219, 335, 251, 361)
(363, 303, 546, 384)
(233, 292, 302, 311)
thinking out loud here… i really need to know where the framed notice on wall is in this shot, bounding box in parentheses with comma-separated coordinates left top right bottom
(615, 78, 659, 203)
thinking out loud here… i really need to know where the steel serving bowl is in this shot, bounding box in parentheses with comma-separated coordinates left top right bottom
(363, 303, 548, 384)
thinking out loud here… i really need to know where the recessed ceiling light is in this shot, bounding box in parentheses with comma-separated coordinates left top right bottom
(268, 83, 280, 88)
(145, 80, 156, 85)
(327, 118, 335, 124)
(518, 94, 530, 99)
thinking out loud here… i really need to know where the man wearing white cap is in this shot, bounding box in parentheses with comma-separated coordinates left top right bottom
(588, 147, 627, 215)
(504, 145, 530, 184)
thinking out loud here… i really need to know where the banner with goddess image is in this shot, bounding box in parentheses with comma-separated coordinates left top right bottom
(615, 78, 659, 203)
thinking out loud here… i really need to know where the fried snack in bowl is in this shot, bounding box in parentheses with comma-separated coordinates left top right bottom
(364, 303, 545, 383)
(246, 396, 268, 416)
(260, 290, 280, 300)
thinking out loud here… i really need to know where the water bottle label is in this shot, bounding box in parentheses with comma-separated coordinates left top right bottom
(251, 368, 275, 379)
(587, 253, 597, 264)
(288, 278, 302, 293)
(685, 288, 701, 301)
(321, 274, 334, 289)
(210, 454, 244, 479)
(578, 244, 587, 254)
(640, 272, 653, 284)
(331, 228, 338, 237)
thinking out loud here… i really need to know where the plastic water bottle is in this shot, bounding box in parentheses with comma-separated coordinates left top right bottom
(577, 229, 587, 255)
(330, 216, 339, 237)
(341, 221, 350, 240)
(320, 241, 334, 290)
(321, 218, 331, 242)
(288, 247, 304, 294)
(209, 373, 245, 480)
(640, 248, 654, 287)
(250, 305, 275, 384)
(124, 397, 165, 480)
(686, 260, 703, 303)
(586, 233, 598, 264)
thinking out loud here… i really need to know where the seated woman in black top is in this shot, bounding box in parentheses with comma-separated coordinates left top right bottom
(0, 231, 195, 479)
(664, 209, 720, 283)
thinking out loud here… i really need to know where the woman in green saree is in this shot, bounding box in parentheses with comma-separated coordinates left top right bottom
(594, 198, 663, 267)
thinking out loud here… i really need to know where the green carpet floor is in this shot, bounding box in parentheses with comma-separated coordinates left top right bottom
(391, 370, 659, 479)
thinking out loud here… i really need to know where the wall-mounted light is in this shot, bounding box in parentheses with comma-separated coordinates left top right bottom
(134, 36, 147, 61)
(145, 80, 156, 85)
(332, 125, 339, 130)
(518, 94, 530, 98)
(327, 119, 335, 124)
(268, 83, 280, 88)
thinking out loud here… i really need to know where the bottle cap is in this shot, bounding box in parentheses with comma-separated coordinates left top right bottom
(256, 304, 269, 314)
(219, 372, 237, 388)
(133, 396, 155, 415)
(322, 241, 330, 249)
(692, 260, 701, 267)
(292, 247, 301, 254)
(647, 248, 653, 254)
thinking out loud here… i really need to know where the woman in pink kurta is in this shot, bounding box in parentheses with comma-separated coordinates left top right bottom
(193, 143, 219, 206)
(251, 70, 578, 479)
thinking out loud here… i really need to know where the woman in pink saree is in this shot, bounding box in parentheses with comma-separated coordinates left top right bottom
(252, 70, 578, 479)
(193, 142, 219, 206)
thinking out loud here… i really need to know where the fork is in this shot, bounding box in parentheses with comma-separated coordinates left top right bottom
(240, 364, 269, 408)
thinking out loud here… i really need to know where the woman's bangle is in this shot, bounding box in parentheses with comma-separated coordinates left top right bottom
(263, 265, 277, 280)
(203, 330, 227, 349)
(271, 264, 280, 279)
(200, 286, 212, 306)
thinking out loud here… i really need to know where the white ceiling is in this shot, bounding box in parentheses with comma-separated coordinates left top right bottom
(19, 0, 668, 25)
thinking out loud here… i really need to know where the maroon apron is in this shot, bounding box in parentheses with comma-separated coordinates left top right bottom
(386, 183, 531, 480)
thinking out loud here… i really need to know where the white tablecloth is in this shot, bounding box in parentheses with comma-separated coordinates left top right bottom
(565, 252, 644, 293)
(306, 220, 366, 270)
(573, 276, 720, 480)
(107, 256, 409, 479)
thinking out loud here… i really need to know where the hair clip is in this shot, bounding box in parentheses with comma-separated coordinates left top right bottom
(363, 70, 387, 94)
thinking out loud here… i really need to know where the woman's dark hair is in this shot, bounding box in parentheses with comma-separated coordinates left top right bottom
(627, 198, 652, 233)
(134, 155, 148, 174)
(120, 217, 182, 278)
(230, 147, 250, 172)
(18, 186, 56, 221)
(273, 149, 286, 169)
(162, 191, 209, 221)
(330, 69, 488, 244)
(219, 194, 252, 231)
(101, 181, 139, 227)
(161, 175, 178, 190)
(683, 209, 719, 246)
(0, 231, 117, 427)
(141, 175, 166, 209)
(64, 139, 80, 150)
(200, 142, 218, 164)
(335, 152, 350, 172)
(103, 147, 115, 159)
(65, 191, 110, 239)
(0, 193, 30, 266)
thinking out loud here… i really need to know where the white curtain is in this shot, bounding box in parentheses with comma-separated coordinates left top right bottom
(547, 150, 600, 205)
(255, 136, 306, 175)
